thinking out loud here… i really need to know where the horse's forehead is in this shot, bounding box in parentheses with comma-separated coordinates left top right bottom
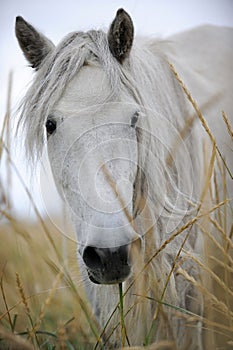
(55, 65, 110, 112)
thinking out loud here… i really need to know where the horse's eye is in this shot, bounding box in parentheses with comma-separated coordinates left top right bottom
(46, 119, 57, 135)
(131, 111, 139, 128)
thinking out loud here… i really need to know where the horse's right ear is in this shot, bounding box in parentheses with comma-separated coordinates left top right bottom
(15, 16, 55, 70)
(108, 9, 134, 63)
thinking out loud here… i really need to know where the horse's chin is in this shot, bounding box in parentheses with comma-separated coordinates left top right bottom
(87, 269, 130, 285)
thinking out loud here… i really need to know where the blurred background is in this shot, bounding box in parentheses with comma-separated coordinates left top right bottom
(0, 0, 233, 221)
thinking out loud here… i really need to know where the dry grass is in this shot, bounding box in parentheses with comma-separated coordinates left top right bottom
(0, 70, 233, 350)
(0, 218, 99, 349)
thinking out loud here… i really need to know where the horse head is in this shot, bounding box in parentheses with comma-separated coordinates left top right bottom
(15, 10, 147, 285)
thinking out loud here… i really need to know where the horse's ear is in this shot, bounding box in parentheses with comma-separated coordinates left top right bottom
(15, 16, 55, 70)
(108, 9, 134, 63)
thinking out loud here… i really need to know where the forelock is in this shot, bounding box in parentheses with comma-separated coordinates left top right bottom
(17, 30, 121, 161)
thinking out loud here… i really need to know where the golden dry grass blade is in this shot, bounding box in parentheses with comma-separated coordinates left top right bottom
(200, 143, 216, 206)
(166, 113, 196, 167)
(102, 163, 134, 228)
(209, 255, 233, 274)
(0, 268, 14, 332)
(169, 63, 233, 180)
(183, 251, 233, 299)
(199, 224, 233, 265)
(15, 273, 30, 316)
(229, 224, 233, 241)
(210, 216, 233, 250)
(176, 267, 233, 318)
(169, 63, 215, 145)
(166, 91, 221, 168)
(30, 268, 64, 339)
(213, 169, 223, 227)
(222, 111, 233, 142)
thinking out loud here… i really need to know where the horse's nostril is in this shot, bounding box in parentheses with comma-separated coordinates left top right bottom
(82, 245, 131, 284)
(83, 246, 102, 270)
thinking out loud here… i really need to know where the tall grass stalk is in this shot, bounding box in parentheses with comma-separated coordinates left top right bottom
(118, 283, 126, 348)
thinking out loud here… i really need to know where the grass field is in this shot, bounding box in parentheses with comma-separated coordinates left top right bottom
(0, 215, 101, 350)
(0, 71, 233, 349)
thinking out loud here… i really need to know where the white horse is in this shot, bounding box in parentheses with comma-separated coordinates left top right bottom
(15, 9, 232, 349)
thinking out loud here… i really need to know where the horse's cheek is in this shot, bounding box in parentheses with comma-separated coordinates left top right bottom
(46, 136, 68, 199)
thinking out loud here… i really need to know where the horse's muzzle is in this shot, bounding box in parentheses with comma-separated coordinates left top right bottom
(83, 245, 131, 284)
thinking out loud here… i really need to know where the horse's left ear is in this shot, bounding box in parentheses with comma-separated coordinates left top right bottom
(108, 9, 134, 63)
(15, 16, 55, 70)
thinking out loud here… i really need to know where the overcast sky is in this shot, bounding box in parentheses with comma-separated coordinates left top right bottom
(0, 0, 233, 218)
